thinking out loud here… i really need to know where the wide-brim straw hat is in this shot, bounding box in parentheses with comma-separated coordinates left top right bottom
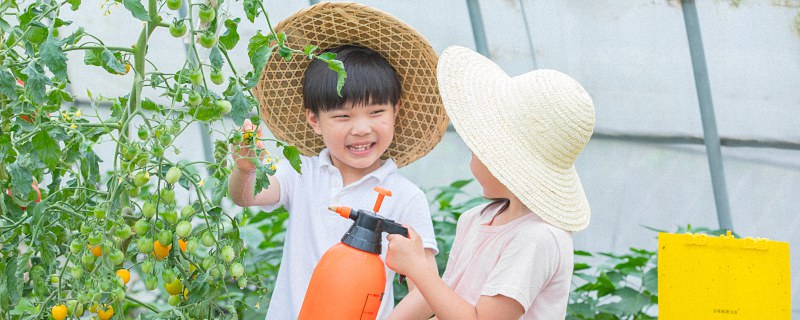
(252, 2, 447, 167)
(438, 46, 596, 232)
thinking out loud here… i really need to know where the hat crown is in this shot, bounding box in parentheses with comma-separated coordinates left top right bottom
(509, 70, 595, 169)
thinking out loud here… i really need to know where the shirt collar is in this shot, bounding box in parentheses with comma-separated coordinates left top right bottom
(318, 148, 397, 183)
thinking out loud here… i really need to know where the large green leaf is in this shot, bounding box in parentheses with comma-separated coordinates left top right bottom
(123, 0, 150, 21)
(21, 62, 51, 103)
(32, 130, 60, 171)
(219, 18, 240, 50)
(0, 69, 18, 99)
(40, 36, 68, 80)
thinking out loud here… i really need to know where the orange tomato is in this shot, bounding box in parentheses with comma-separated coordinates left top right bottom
(116, 269, 130, 285)
(97, 304, 113, 320)
(88, 244, 103, 257)
(153, 240, 171, 261)
(178, 238, 187, 252)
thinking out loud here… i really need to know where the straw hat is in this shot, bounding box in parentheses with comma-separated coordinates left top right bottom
(437, 46, 596, 231)
(252, 2, 447, 167)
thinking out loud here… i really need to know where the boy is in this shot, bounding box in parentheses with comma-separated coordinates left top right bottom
(228, 3, 449, 319)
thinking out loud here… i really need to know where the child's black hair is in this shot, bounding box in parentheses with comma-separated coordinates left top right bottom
(303, 45, 401, 114)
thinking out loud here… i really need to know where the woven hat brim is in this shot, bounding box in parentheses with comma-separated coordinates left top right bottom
(252, 2, 448, 167)
(437, 46, 593, 232)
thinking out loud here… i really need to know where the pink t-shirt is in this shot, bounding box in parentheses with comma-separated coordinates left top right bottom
(441, 203, 574, 319)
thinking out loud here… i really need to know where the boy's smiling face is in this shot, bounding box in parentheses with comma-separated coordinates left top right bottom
(306, 101, 399, 182)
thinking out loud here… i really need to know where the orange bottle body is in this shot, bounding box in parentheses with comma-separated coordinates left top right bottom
(298, 242, 386, 320)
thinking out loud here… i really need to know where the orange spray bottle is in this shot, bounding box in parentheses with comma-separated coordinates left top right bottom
(298, 187, 408, 320)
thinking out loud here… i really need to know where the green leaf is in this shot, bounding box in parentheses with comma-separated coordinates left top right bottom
(282, 145, 301, 174)
(123, 0, 150, 21)
(597, 287, 650, 315)
(21, 62, 51, 104)
(573, 263, 590, 271)
(67, 0, 81, 10)
(40, 35, 68, 80)
(219, 18, 240, 50)
(242, 0, 261, 22)
(141, 98, 162, 113)
(246, 32, 272, 88)
(8, 155, 33, 199)
(253, 164, 271, 196)
(63, 27, 85, 45)
(224, 81, 250, 125)
(574, 250, 593, 257)
(209, 46, 224, 70)
(80, 145, 100, 186)
(325, 58, 347, 96)
(302, 44, 318, 56)
(84, 49, 127, 74)
(643, 267, 657, 294)
(0, 69, 18, 99)
(32, 131, 60, 171)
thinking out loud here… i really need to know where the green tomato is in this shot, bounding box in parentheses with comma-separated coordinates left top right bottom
(161, 209, 178, 225)
(50, 274, 60, 284)
(133, 171, 150, 187)
(160, 189, 176, 205)
(108, 249, 125, 265)
(199, 32, 217, 49)
(166, 0, 181, 10)
(70, 239, 84, 254)
(158, 230, 173, 246)
(93, 206, 106, 219)
(188, 91, 202, 106)
(70, 266, 83, 280)
(126, 185, 141, 197)
(165, 166, 181, 184)
(210, 69, 225, 85)
(180, 205, 195, 219)
(229, 262, 244, 278)
(185, 238, 198, 253)
(137, 237, 154, 254)
(201, 231, 215, 247)
(134, 219, 150, 235)
(215, 100, 232, 115)
(142, 202, 156, 219)
(152, 144, 164, 158)
(123, 145, 138, 161)
(170, 121, 181, 135)
(189, 69, 203, 85)
(114, 225, 132, 240)
(159, 133, 173, 147)
(238, 277, 247, 289)
(198, 5, 215, 23)
(169, 20, 187, 37)
(88, 232, 103, 246)
(80, 224, 92, 234)
(231, 131, 243, 144)
(162, 269, 177, 283)
(137, 126, 149, 140)
(144, 275, 158, 290)
(81, 253, 95, 268)
(112, 287, 126, 302)
(221, 245, 235, 263)
(141, 260, 154, 274)
(202, 256, 214, 270)
(175, 221, 192, 238)
(168, 294, 181, 306)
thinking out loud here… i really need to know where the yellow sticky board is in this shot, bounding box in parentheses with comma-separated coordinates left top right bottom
(658, 232, 791, 319)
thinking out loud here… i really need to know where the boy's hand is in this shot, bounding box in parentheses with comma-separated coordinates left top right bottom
(386, 227, 428, 278)
(231, 119, 266, 172)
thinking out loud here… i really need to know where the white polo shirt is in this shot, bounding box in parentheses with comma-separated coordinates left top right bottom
(262, 149, 438, 320)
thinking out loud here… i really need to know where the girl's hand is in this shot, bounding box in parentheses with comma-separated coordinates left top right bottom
(386, 227, 428, 278)
(231, 119, 265, 172)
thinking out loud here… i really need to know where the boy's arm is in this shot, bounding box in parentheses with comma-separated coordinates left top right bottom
(228, 167, 281, 207)
(227, 119, 281, 207)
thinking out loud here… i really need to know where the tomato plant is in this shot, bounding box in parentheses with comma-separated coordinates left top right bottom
(0, 0, 346, 317)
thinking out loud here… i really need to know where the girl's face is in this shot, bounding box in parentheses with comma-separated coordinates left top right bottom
(469, 154, 509, 199)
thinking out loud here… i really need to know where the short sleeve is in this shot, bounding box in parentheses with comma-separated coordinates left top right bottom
(398, 191, 439, 255)
(259, 158, 301, 213)
(480, 229, 559, 312)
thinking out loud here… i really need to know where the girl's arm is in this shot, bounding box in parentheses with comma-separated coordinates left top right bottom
(387, 288, 433, 320)
(387, 228, 525, 320)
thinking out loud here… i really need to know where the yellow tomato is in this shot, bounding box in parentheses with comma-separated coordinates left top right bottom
(97, 304, 114, 320)
(164, 278, 183, 296)
(88, 244, 103, 257)
(116, 269, 130, 285)
(51, 304, 68, 320)
(178, 238, 187, 252)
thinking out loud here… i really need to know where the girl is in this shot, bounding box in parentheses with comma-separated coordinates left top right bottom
(386, 46, 596, 320)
